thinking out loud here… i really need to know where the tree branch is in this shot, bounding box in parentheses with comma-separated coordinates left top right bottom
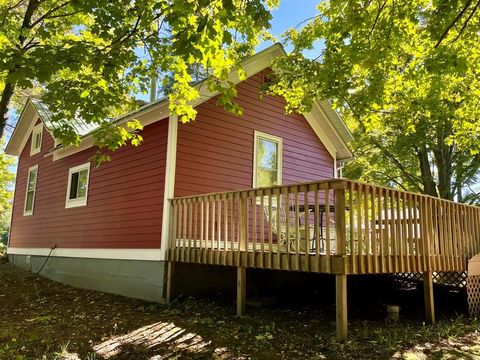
(0, 0, 27, 27)
(295, 14, 321, 29)
(99, 13, 144, 52)
(41, 8, 82, 21)
(373, 170, 410, 191)
(435, 0, 473, 48)
(368, 0, 387, 41)
(28, 0, 70, 28)
(22, 35, 39, 50)
(448, 0, 480, 46)
(342, 97, 424, 192)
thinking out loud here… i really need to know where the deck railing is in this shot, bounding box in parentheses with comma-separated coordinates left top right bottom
(167, 179, 480, 275)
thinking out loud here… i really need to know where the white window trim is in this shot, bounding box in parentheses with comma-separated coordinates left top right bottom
(253, 130, 283, 188)
(30, 123, 43, 156)
(65, 162, 91, 209)
(24, 165, 38, 216)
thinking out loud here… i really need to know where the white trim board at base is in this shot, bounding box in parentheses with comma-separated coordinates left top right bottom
(7, 247, 164, 261)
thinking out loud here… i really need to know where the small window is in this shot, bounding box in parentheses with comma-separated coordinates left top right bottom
(30, 123, 43, 155)
(253, 131, 283, 188)
(24, 165, 38, 216)
(65, 162, 90, 208)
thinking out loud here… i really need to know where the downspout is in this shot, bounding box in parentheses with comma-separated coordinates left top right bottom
(336, 161, 345, 179)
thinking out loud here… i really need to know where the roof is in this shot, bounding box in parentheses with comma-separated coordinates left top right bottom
(5, 44, 353, 160)
(30, 98, 99, 136)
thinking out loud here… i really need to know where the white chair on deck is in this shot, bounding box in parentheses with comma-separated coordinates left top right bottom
(318, 221, 337, 254)
(293, 210, 337, 254)
(263, 194, 308, 252)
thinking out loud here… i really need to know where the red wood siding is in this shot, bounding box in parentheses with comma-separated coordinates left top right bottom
(10, 118, 168, 249)
(174, 71, 334, 197)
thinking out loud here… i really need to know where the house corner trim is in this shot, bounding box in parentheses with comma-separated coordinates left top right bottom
(160, 114, 178, 261)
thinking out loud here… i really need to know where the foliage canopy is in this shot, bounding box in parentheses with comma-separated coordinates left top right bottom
(270, 0, 480, 200)
(0, 0, 278, 152)
(0, 138, 14, 240)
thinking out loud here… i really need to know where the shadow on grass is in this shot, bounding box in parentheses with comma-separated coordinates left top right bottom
(92, 321, 214, 359)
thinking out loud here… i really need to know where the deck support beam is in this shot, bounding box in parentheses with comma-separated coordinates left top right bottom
(336, 274, 348, 341)
(165, 261, 175, 304)
(334, 187, 348, 341)
(423, 271, 435, 324)
(237, 266, 246, 316)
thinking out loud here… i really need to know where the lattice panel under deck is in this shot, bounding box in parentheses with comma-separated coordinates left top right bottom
(393, 272, 423, 289)
(467, 276, 480, 316)
(434, 271, 467, 288)
(395, 271, 467, 288)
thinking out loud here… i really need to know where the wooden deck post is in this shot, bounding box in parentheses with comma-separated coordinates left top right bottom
(423, 271, 435, 324)
(237, 266, 246, 316)
(165, 261, 175, 304)
(336, 274, 348, 341)
(334, 185, 348, 341)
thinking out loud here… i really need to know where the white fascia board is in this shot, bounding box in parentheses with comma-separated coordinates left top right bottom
(304, 100, 354, 162)
(52, 101, 170, 161)
(6, 102, 37, 156)
(302, 111, 338, 161)
(6, 100, 59, 157)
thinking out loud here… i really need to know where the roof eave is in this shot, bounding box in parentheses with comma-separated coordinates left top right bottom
(5, 100, 37, 156)
(316, 100, 354, 161)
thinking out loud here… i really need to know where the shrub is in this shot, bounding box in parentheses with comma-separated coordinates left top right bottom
(0, 242, 7, 263)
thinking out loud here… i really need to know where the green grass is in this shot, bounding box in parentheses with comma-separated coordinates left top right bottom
(341, 315, 480, 359)
(2, 262, 480, 359)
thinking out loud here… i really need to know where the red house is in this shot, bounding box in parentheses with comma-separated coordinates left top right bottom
(5, 44, 352, 303)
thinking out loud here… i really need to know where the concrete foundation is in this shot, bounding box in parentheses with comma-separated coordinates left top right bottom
(8, 254, 166, 302)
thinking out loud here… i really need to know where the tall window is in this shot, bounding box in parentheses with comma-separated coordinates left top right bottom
(66, 163, 90, 208)
(253, 131, 283, 188)
(24, 165, 38, 216)
(30, 123, 42, 155)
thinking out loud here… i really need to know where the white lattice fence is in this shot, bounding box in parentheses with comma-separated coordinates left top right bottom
(468, 276, 480, 316)
(395, 272, 467, 288)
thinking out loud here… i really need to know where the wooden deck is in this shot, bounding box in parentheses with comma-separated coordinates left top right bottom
(166, 179, 480, 340)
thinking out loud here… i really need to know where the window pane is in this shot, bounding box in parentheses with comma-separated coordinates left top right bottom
(257, 168, 278, 188)
(34, 133, 41, 149)
(28, 169, 37, 191)
(77, 169, 88, 198)
(256, 137, 278, 187)
(25, 191, 34, 211)
(69, 172, 79, 200)
(69, 169, 88, 200)
(257, 138, 278, 170)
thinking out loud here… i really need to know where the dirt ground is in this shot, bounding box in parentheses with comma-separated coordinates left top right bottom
(1, 262, 480, 360)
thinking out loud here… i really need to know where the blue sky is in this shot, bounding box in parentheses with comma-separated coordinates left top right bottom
(258, 0, 322, 58)
(269, 0, 320, 35)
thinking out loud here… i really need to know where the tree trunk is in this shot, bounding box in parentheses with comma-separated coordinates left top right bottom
(418, 147, 438, 197)
(0, 0, 39, 138)
(0, 81, 16, 138)
(457, 181, 463, 202)
(434, 147, 454, 200)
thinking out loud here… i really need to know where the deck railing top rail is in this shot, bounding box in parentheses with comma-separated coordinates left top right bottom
(169, 179, 347, 202)
(170, 179, 480, 212)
